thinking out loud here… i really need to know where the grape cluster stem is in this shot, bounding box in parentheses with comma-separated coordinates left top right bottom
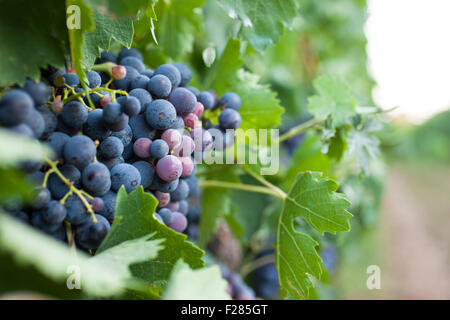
(43, 156, 97, 223)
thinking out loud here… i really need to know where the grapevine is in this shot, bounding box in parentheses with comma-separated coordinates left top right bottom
(0, 0, 386, 301)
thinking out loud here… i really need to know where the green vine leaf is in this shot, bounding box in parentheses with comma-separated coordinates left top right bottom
(347, 117, 381, 175)
(98, 187, 204, 289)
(276, 172, 352, 299)
(207, 38, 284, 129)
(0, 0, 68, 86)
(82, 12, 134, 69)
(66, 0, 94, 85)
(0, 213, 163, 297)
(217, 0, 299, 53)
(154, 0, 205, 59)
(308, 75, 357, 126)
(85, 0, 156, 18)
(163, 260, 231, 300)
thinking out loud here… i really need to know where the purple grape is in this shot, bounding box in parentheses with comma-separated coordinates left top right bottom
(156, 155, 182, 182)
(168, 211, 187, 232)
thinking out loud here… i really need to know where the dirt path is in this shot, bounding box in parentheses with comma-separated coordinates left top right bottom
(381, 164, 450, 299)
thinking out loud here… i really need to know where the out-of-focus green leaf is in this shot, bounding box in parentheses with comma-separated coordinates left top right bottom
(0, 213, 163, 297)
(308, 75, 356, 126)
(206, 39, 284, 129)
(154, 0, 205, 59)
(163, 260, 230, 300)
(217, 0, 299, 52)
(98, 187, 204, 290)
(0, 0, 68, 86)
(199, 165, 239, 248)
(347, 118, 381, 175)
(0, 129, 52, 167)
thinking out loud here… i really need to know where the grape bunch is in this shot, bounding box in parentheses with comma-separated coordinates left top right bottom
(0, 47, 244, 252)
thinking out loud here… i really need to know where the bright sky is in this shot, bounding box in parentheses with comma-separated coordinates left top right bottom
(365, 0, 450, 123)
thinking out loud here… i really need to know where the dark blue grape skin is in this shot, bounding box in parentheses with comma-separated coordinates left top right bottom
(219, 108, 242, 129)
(111, 124, 133, 146)
(23, 80, 51, 105)
(130, 74, 150, 90)
(158, 208, 173, 225)
(153, 176, 179, 193)
(150, 139, 169, 159)
(129, 114, 156, 140)
(82, 162, 111, 196)
(111, 163, 142, 193)
(173, 63, 192, 87)
(129, 88, 152, 114)
(83, 109, 111, 141)
(98, 190, 117, 221)
(23, 109, 45, 138)
(86, 70, 102, 88)
(9, 210, 30, 224)
(99, 156, 124, 170)
(197, 91, 215, 110)
(106, 113, 128, 132)
(118, 47, 143, 62)
(19, 160, 42, 173)
(113, 66, 139, 91)
(96, 51, 117, 64)
(102, 102, 123, 125)
(148, 74, 172, 99)
(184, 175, 199, 197)
(186, 224, 198, 239)
(145, 100, 177, 130)
(121, 56, 146, 73)
(0, 89, 34, 126)
(141, 69, 154, 78)
(178, 200, 189, 215)
(169, 87, 197, 116)
(63, 135, 97, 170)
(42, 200, 67, 225)
(121, 96, 141, 117)
(132, 161, 155, 189)
(61, 101, 88, 130)
(65, 195, 92, 226)
(186, 86, 200, 97)
(170, 179, 189, 201)
(37, 105, 58, 139)
(30, 187, 51, 210)
(8, 123, 34, 137)
(61, 73, 80, 87)
(27, 171, 45, 186)
(76, 214, 111, 250)
(48, 164, 81, 200)
(219, 92, 241, 110)
(122, 143, 135, 161)
(51, 225, 68, 242)
(170, 116, 185, 131)
(99, 136, 124, 159)
(31, 212, 61, 233)
(153, 64, 181, 88)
